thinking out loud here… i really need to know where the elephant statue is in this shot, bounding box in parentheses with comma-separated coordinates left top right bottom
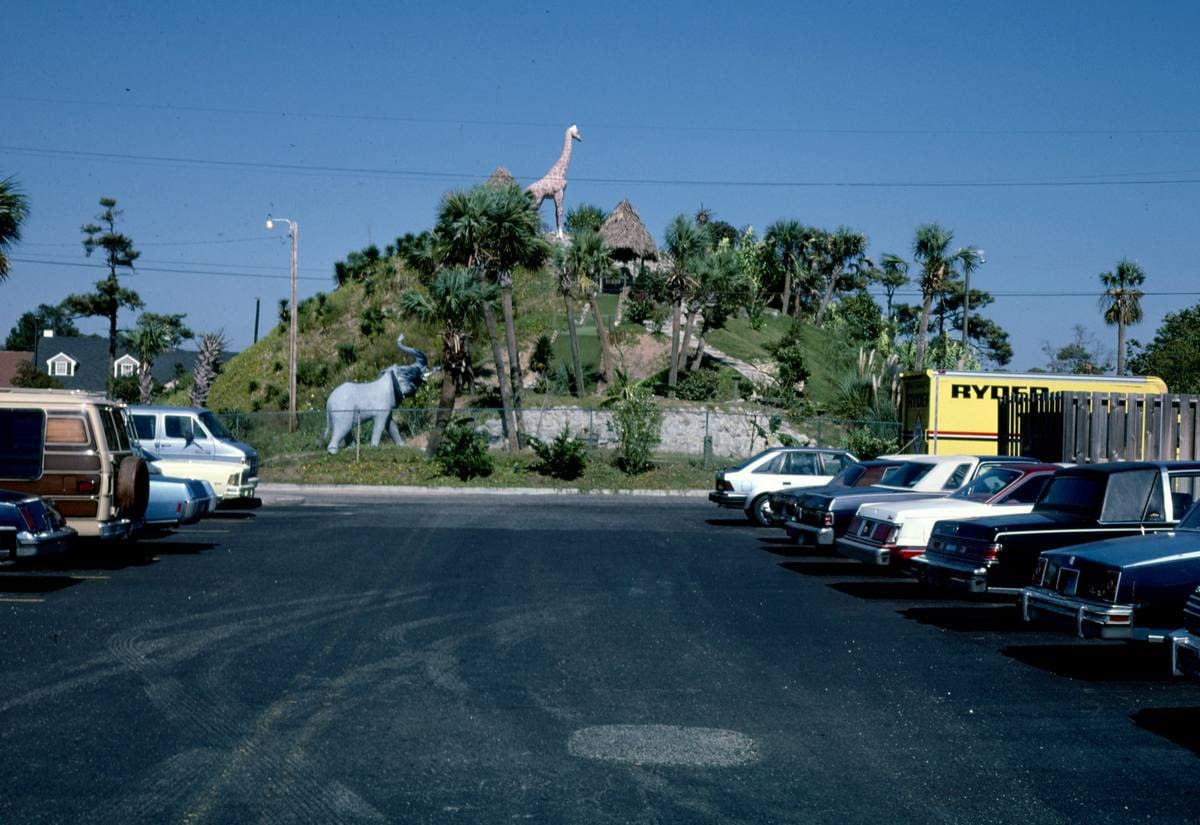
(324, 335, 434, 454)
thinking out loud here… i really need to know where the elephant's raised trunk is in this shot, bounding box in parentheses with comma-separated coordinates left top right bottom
(396, 334, 428, 370)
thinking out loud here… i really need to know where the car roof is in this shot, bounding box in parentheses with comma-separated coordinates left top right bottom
(1057, 460, 1200, 475)
(129, 405, 208, 415)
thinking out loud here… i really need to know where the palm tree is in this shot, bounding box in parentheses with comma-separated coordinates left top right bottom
(400, 266, 496, 456)
(551, 244, 587, 395)
(570, 228, 617, 385)
(874, 253, 910, 322)
(911, 223, 983, 371)
(764, 219, 806, 316)
(0, 176, 30, 282)
(663, 215, 704, 398)
(120, 312, 193, 403)
(813, 227, 869, 325)
(1100, 259, 1146, 375)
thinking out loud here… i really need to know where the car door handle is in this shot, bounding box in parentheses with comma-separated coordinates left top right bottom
(782, 482, 791, 486)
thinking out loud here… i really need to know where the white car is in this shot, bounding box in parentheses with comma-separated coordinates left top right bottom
(837, 463, 1058, 568)
(709, 447, 858, 526)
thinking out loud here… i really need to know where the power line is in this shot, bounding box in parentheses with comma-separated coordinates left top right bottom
(5, 144, 1200, 189)
(10, 256, 329, 283)
(22, 235, 277, 248)
(6, 94, 1200, 136)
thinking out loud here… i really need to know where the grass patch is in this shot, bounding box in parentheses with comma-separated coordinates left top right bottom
(705, 313, 791, 363)
(261, 443, 716, 490)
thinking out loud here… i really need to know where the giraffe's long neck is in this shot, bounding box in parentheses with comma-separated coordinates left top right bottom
(549, 131, 574, 177)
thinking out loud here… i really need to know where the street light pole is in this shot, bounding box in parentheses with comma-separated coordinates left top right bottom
(266, 215, 299, 432)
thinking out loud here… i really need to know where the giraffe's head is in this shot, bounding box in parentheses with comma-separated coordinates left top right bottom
(568, 123, 582, 142)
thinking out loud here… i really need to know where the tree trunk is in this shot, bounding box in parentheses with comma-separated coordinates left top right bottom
(689, 328, 708, 372)
(667, 298, 682, 399)
(483, 304, 519, 451)
(1116, 321, 1126, 375)
(815, 273, 839, 326)
(915, 294, 934, 371)
(107, 305, 118, 398)
(138, 362, 153, 404)
(677, 306, 697, 375)
(500, 281, 525, 440)
(425, 364, 459, 459)
(780, 269, 792, 318)
(589, 292, 613, 385)
(563, 294, 584, 396)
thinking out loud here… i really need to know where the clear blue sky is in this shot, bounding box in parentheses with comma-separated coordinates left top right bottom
(4, 1, 1199, 371)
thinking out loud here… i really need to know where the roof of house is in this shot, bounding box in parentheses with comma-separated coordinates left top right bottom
(0, 351, 33, 387)
(30, 335, 231, 392)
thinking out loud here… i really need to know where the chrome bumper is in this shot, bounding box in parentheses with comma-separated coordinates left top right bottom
(708, 491, 747, 509)
(837, 536, 891, 566)
(912, 554, 1000, 594)
(1171, 630, 1200, 678)
(785, 520, 833, 545)
(98, 519, 134, 541)
(224, 479, 259, 499)
(1020, 588, 1134, 640)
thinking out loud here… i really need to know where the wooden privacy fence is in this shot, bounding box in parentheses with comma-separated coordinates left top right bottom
(998, 392, 1200, 463)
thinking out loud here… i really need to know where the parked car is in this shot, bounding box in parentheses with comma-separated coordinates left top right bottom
(129, 405, 259, 501)
(783, 455, 1034, 547)
(144, 464, 218, 530)
(0, 489, 76, 566)
(0, 389, 148, 540)
(916, 461, 1200, 595)
(1170, 587, 1200, 678)
(1020, 498, 1200, 641)
(709, 447, 857, 526)
(837, 463, 1058, 569)
(769, 458, 911, 525)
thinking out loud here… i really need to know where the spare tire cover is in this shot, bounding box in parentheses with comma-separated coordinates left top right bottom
(116, 456, 150, 520)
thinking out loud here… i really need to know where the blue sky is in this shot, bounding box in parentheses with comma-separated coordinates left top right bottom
(4, 1, 1199, 372)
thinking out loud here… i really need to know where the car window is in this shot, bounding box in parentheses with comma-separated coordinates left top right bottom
(1039, 475, 1105, 514)
(882, 462, 935, 489)
(1168, 472, 1200, 521)
(199, 411, 232, 439)
(0, 408, 45, 479)
(942, 463, 973, 490)
(822, 453, 850, 475)
(753, 454, 784, 474)
(830, 464, 866, 486)
(783, 452, 818, 475)
(100, 407, 130, 452)
(165, 415, 193, 440)
(132, 414, 156, 441)
(46, 415, 90, 445)
(998, 474, 1051, 505)
(1100, 469, 1160, 522)
(951, 467, 1021, 502)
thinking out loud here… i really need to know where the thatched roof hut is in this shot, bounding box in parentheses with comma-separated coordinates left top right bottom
(600, 199, 657, 263)
(485, 166, 518, 188)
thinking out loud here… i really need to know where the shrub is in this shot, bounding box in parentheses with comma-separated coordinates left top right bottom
(844, 426, 899, 460)
(530, 334, 554, 376)
(611, 385, 662, 474)
(529, 427, 588, 480)
(674, 367, 722, 401)
(295, 359, 330, 388)
(436, 419, 493, 480)
(337, 342, 358, 365)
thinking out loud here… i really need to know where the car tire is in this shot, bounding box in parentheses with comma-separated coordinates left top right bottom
(116, 456, 150, 521)
(748, 494, 776, 527)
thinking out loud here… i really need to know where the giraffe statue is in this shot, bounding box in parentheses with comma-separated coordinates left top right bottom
(526, 123, 582, 239)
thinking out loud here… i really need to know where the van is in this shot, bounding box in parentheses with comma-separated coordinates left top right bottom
(128, 405, 259, 500)
(0, 389, 149, 539)
(899, 370, 1167, 456)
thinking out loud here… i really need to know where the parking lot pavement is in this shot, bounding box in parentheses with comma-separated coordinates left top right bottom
(1, 495, 1197, 824)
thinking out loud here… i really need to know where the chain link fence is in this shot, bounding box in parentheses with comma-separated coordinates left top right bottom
(215, 407, 902, 466)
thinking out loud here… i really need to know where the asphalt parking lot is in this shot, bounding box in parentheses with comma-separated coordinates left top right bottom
(2, 494, 1198, 824)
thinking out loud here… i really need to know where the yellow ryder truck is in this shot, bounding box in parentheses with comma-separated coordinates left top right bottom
(899, 370, 1167, 456)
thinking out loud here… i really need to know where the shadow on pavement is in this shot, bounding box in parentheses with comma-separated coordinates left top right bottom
(0, 574, 84, 595)
(828, 579, 955, 601)
(779, 560, 870, 577)
(1131, 707, 1200, 757)
(1003, 642, 1173, 682)
(207, 511, 257, 521)
(146, 541, 219, 557)
(901, 604, 1026, 632)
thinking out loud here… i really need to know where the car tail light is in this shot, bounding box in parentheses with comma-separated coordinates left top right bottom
(1033, 557, 1047, 585)
(77, 479, 98, 494)
(718, 479, 734, 492)
(872, 522, 894, 542)
(847, 516, 862, 534)
(981, 543, 1002, 561)
(18, 505, 38, 532)
(822, 511, 834, 527)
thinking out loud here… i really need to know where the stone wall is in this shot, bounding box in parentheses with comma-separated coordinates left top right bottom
(478, 406, 814, 459)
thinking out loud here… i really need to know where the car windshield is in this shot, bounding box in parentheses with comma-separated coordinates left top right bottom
(878, 461, 935, 489)
(830, 463, 867, 486)
(724, 450, 777, 473)
(1176, 498, 1200, 530)
(199, 411, 233, 439)
(950, 467, 1022, 502)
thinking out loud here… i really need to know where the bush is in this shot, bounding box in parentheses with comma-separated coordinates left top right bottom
(674, 368, 722, 401)
(295, 359, 330, 388)
(337, 343, 358, 365)
(436, 419, 493, 480)
(844, 426, 899, 460)
(10, 360, 63, 389)
(529, 427, 588, 480)
(611, 385, 662, 474)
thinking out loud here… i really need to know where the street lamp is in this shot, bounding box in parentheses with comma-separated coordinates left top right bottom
(266, 215, 299, 432)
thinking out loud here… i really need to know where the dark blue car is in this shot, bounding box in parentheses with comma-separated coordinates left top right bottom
(1021, 496, 1200, 641)
(0, 488, 76, 566)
